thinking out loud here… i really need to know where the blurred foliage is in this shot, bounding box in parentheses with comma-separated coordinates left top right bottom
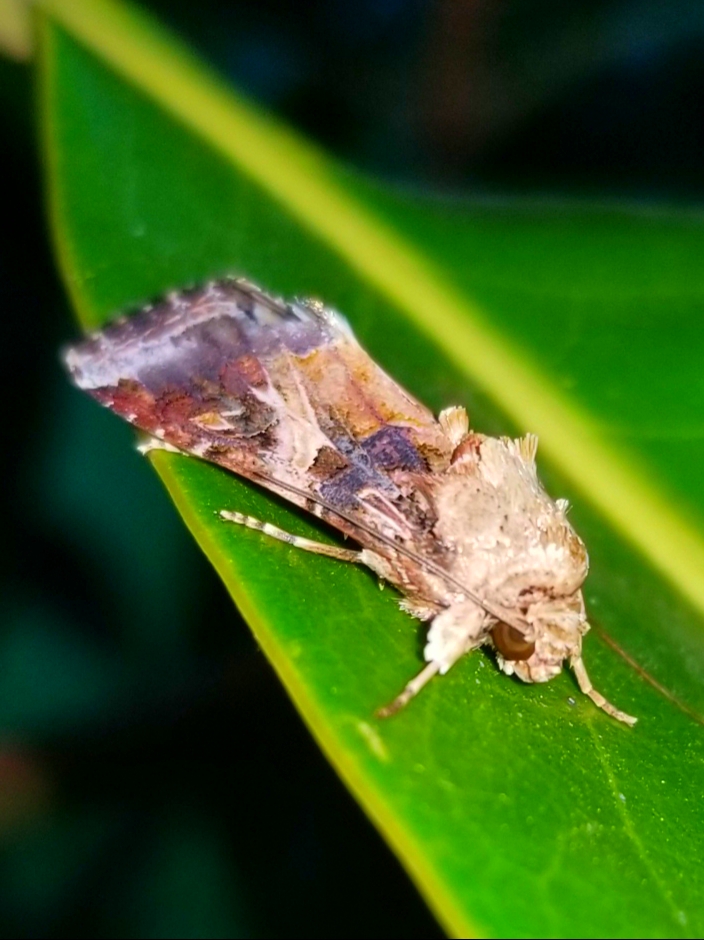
(141, 0, 704, 197)
(2, 0, 704, 938)
(0, 0, 31, 60)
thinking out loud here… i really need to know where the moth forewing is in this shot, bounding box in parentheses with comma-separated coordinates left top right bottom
(64, 276, 636, 725)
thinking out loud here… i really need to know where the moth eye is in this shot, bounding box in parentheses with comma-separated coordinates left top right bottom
(491, 621, 535, 662)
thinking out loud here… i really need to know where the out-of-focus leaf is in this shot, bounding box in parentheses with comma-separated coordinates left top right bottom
(0, 0, 32, 61)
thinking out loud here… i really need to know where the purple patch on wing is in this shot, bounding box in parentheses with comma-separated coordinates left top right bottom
(64, 279, 337, 396)
(361, 426, 427, 472)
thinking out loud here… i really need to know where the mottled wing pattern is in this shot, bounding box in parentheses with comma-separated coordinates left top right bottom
(64, 278, 640, 724)
(65, 278, 454, 571)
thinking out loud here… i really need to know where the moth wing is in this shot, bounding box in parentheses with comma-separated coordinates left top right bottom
(65, 278, 454, 555)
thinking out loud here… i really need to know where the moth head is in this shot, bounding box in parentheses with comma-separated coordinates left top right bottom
(492, 589, 588, 683)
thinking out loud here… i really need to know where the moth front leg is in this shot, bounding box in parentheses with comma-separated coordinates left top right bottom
(219, 510, 362, 563)
(137, 434, 185, 456)
(571, 654, 637, 726)
(378, 600, 489, 717)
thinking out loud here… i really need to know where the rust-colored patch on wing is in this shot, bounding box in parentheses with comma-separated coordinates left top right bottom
(295, 335, 451, 469)
(65, 279, 453, 565)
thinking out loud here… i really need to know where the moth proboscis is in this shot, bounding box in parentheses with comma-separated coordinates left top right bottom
(64, 276, 636, 726)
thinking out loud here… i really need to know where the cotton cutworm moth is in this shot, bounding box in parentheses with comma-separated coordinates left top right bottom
(64, 277, 636, 725)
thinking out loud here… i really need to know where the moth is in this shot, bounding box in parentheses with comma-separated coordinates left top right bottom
(64, 277, 636, 725)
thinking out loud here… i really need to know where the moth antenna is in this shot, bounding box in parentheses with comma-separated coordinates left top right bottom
(570, 655, 637, 726)
(438, 406, 469, 447)
(376, 661, 441, 718)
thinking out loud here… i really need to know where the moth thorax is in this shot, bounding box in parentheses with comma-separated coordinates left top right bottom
(491, 621, 535, 662)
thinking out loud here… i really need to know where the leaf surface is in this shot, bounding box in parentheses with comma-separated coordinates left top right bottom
(38, 1, 704, 936)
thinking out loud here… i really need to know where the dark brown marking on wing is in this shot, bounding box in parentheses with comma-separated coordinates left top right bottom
(310, 446, 349, 478)
(361, 426, 427, 472)
(395, 475, 440, 536)
(311, 431, 429, 521)
(318, 464, 388, 510)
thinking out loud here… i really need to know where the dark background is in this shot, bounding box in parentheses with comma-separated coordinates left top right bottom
(1, 1, 703, 936)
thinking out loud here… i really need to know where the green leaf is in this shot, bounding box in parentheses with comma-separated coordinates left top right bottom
(37, 0, 704, 935)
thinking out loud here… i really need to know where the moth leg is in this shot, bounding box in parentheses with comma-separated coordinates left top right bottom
(377, 600, 488, 718)
(219, 510, 361, 563)
(570, 655, 637, 726)
(136, 434, 184, 456)
(376, 662, 441, 718)
(399, 598, 439, 621)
